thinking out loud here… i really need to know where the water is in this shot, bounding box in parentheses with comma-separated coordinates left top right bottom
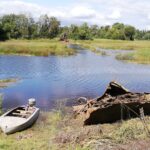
(0, 48, 150, 110)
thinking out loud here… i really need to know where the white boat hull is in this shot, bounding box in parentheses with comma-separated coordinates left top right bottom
(0, 106, 40, 134)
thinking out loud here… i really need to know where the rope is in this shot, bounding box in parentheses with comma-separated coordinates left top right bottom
(120, 102, 150, 136)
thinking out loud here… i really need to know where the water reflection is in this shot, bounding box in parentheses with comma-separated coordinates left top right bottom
(0, 50, 150, 110)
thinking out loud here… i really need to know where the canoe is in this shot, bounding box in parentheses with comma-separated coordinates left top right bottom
(0, 106, 40, 134)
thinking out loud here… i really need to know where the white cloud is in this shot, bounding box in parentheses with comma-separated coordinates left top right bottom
(146, 25, 150, 30)
(70, 6, 96, 19)
(108, 10, 121, 19)
(148, 14, 150, 20)
(0, 0, 150, 29)
(0, 0, 43, 17)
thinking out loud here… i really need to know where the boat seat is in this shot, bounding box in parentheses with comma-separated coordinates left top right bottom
(12, 112, 29, 118)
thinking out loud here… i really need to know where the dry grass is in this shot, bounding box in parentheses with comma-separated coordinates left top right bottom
(0, 78, 18, 88)
(72, 39, 150, 64)
(0, 39, 75, 56)
(0, 105, 150, 150)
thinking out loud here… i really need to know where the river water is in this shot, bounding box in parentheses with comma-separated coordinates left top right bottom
(0, 48, 150, 110)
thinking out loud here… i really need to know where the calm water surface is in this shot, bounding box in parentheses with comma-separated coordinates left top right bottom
(0, 48, 150, 110)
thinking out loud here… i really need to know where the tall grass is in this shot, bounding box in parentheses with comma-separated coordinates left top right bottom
(73, 39, 150, 50)
(73, 39, 150, 64)
(0, 39, 75, 56)
(0, 107, 150, 149)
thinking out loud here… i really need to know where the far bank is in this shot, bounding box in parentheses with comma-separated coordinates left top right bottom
(0, 39, 150, 64)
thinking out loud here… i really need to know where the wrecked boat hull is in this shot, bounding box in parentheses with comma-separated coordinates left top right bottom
(84, 102, 150, 125)
(73, 81, 150, 125)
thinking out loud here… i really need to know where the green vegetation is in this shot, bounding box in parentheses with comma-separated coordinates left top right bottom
(116, 49, 150, 64)
(0, 14, 150, 61)
(0, 78, 18, 88)
(0, 39, 75, 56)
(110, 119, 148, 143)
(0, 14, 150, 41)
(73, 39, 150, 50)
(0, 111, 88, 150)
(0, 79, 17, 83)
(0, 108, 150, 150)
(0, 38, 149, 63)
(73, 39, 150, 64)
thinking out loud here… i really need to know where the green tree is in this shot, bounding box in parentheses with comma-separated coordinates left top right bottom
(39, 15, 50, 38)
(0, 24, 9, 41)
(78, 23, 92, 40)
(90, 25, 99, 38)
(124, 25, 135, 40)
(134, 30, 144, 40)
(69, 24, 79, 40)
(48, 17, 60, 38)
(98, 26, 110, 39)
(28, 17, 39, 39)
(0, 14, 30, 39)
(39, 15, 60, 38)
(109, 23, 125, 40)
(143, 32, 150, 40)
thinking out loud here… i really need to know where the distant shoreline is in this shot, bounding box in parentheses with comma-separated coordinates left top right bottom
(0, 78, 19, 88)
(0, 39, 75, 57)
(0, 39, 150, 64)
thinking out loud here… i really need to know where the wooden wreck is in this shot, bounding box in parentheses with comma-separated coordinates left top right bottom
(73, 81, 150, 125)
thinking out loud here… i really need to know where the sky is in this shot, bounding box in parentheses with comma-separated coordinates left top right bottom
(0, 0, 150, 30)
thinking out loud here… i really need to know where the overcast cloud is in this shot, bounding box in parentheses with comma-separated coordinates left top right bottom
(0, 0, 150, 29)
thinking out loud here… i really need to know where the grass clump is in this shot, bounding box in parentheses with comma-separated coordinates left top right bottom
(0, 78, 17, 83)
(116, 49, 150, 64)
(110, 119, 147, 143)
(116, 53, 135, 61)
(0, 111, 62, 150)
(0, 101, 150, 150)
(0, 78, 18, 88)
(72, 39, 150, 64)
(0, 39, 75, 56)
(0, 109, 150, 149)
(73, 39, 150, 51)
(0, 109, 88, 150)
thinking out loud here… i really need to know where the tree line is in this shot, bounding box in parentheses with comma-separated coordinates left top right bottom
(0, 14, 150, 41)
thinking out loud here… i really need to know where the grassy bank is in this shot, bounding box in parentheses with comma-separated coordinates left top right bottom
(0, 39, 150, 63)
(73, 39, 150, 64)
(116, 49, 150, 64)
(0, 108, 150, 150)
(0, 39, 75, 56)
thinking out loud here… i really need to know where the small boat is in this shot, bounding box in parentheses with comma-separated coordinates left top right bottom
(0, 98, 40, 134)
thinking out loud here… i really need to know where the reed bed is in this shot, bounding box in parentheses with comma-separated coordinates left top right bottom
(0, 39, 75, 56)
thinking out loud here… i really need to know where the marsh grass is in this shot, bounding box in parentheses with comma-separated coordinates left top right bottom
(0, 111, 62, 150)
(0, 107, 150, 150)
(116, 53, 135, 61)
(109, 119, 148, 143)
(0, 39, 75, 56)
(0, 79, 17, 83)
(0, 110, 88, 150)
(73, 39, 150, 64)
(73, 39, 150, 50)
(116, 49, 150, 64)
(0, 78, 18, 88)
